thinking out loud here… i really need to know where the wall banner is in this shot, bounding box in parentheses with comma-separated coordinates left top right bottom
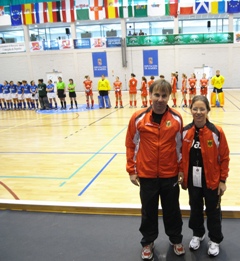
(127, 33, 234, 47)
(29, 41, 43, 52)
(92, 52, 108, 77)
(143, 50, 158, 76)
(43, 40, 60, 50)
(106, 37, 121, 47)
(0, 42, 25, 53)
(73, 39, 91, 49)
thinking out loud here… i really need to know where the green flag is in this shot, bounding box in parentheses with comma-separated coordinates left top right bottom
(119, 0, 133, 18)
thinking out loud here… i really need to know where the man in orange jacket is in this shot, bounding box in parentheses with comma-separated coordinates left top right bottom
(126, 79, 185, 260)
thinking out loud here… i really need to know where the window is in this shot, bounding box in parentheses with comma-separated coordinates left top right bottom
(234, 18, 240, 32)
(29, 26, 71, 41)
(127, 20, 174, 36)
(76, 22, 121, 38)
(0, 28, 24, 43)
(179, 19, 228, 34)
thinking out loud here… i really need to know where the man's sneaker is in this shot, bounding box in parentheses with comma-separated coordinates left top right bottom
(189, 235, 205, 250)
(170, 242, 185, 256)
(208, 241, 219, 256)
(141, 243, 154, 260)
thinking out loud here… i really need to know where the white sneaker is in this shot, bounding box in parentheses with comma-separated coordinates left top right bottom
(141, 242, 154, 260)
(208, 241, 219, 256)
(189, 235, 205, 250)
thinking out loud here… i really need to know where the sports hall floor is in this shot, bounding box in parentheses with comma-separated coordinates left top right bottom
(0, 90, 239, 260)
(0, 89, 239, 214)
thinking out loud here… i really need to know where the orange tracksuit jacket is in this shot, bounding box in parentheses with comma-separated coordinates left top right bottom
(181, 121, 230, 190)
(126, 107, 183, 178)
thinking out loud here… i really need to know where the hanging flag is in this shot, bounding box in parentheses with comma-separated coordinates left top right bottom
(62, 0, 75, 22)
(195, 1, 209, 14)
(47, 2, 61, 23)
(211, 0, 226, 14)
(179, 0, 194, 15)
(134, 4, 148, 17)
(227, 0, 240, 13)
(0, 6, 11, 26)
(10, 5, 22, 26)
(0, 6, 8, 16)
(22, 4, 35, 25)
(75, 0, 89, 20)
(119, 0, 133, 18)
(35, 2, 48, 24)
(148, 0, 165, 17)
(89, 0, 105, 20)
(134, 0, 148, 17)
(104, 0, 119, 18)
(165, 0, 178, 17)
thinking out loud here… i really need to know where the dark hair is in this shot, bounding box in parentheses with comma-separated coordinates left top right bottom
(131, 73, 136, 77)
(142, 76, 147, 82)
(150, 76, 155, 80)
(159, 75, 165, 79)
(38, 79, 43, 83)
(190, 95, 211, 112)
(149, 79, 172, 95)
(69, 78, 73, 83)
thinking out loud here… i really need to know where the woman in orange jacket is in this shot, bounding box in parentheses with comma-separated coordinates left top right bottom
(181, 95, 230, 257)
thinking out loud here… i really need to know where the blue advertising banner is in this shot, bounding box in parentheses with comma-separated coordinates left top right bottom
(106, 37, 121, 47)
(143, 50, 158, 76)
(43, 40, 60, 50)
(73, 39, 91, 49)
(92, 52, 108, 77)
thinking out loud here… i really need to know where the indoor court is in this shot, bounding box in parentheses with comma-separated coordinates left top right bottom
(0, 89, 239, 217)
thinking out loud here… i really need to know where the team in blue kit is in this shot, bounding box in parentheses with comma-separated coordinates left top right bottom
(0, 77, 92, 111)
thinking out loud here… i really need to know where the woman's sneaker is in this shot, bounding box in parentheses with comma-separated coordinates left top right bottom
(208, 241, 219, 256)
(189, 235, 205, 250)
(141, 242, 154, 260)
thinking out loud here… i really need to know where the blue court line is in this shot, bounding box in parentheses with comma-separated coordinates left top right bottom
(78, 153, 117, 196)
(59, 126, 127, 186)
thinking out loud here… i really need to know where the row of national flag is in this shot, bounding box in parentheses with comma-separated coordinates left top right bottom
(1, 0, 240, 26)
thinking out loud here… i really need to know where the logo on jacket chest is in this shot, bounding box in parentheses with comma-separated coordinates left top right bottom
(207, 140, 213, 147)
(166, 121, 171, 127)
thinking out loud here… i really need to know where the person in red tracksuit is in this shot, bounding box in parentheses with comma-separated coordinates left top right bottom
(188, 73, 197, 107)
(200, 73, 208, 97)
(140, 76, 148, 108)
(128, 73, 138, 108)
(171, 72, 177, 107)
(181, 73, 188, 107)
(147, 76, 155, 105)
(181, 95, 229, 257)
(83, 75, 94, 109)
(126, 79, 185, 260)
(113, 76, 123, 108)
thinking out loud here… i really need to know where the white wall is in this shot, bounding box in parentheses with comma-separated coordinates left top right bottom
(1, 44, 240, 90)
